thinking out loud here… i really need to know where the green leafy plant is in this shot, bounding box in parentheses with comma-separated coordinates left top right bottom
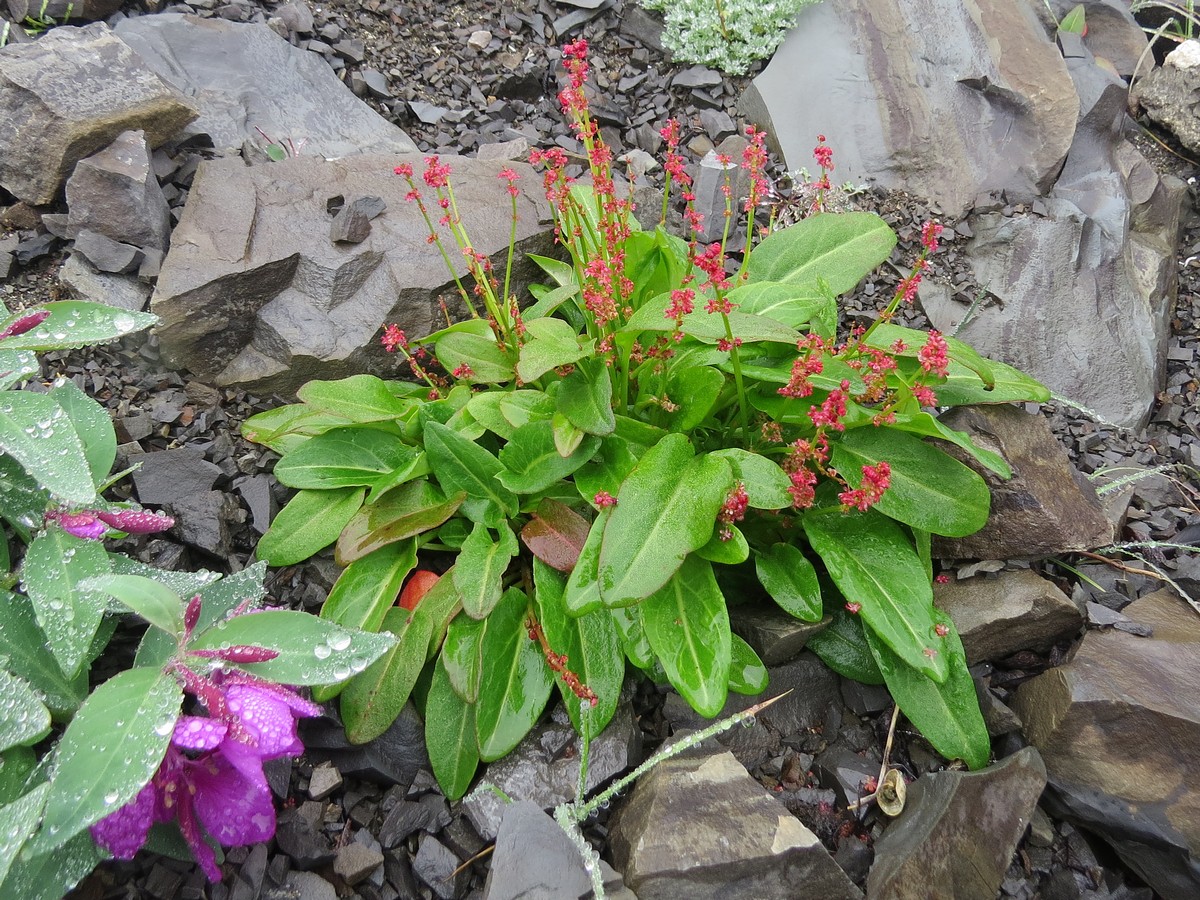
(0, 302, 395, 893)
(0, 0, 73, 47)
(638, 0, 823, 75)
(244, 41, 1049, 800)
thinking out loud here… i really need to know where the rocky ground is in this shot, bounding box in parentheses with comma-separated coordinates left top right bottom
(3, 0, 1200, 898)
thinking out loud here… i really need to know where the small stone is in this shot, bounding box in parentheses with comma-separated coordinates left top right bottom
(412, 836, 463, 900)
(308, 763, 343, 800)
(333, 841, 384, 886)
(468, 30, 492, 51)
(74, 230, 143, 274)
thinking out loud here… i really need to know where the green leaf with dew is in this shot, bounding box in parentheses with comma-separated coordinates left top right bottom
(0, 392, 97, 505)
(426, 658, 480, 801)
(0, 671, 50, 753)
(455, 522, 519, 619)
(728, 634, 769, 695)
(340, 606, 434, 743)
(48, 378, 115, 487)
(77, 574, 184, 636)
(0, 302, 155, 352)
(423, 420, 518, 516)
(257, 486, 365, 566)
(756, 543, 823, 621)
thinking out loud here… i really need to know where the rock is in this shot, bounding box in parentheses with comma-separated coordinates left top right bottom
(283, 871, 338, 900)
(866, 747, 1047, 900)
(307, 763, 343, 801)
(58, 253, 152, 312)
(13, 233, 56, 265)
(1044, 0, 1151, 79)
(740, 0, 1078, 217)
(169, 490, 236, 557)
(608, 750, 861, 899)
(812, 744, 882, 809)
(933, 569, 1084, 664)
(233, 474, 273, 534)
(730, 605, 830, 666)
(463, 702, 641, 841)
(358, 68, 391, 98)
(333, 841, 383, 886)
(378, 798, 448, 848)
(131, 447, 221, 506)
(692, 149, 750, 243)
(0, 23, 197, 205)
(1012, 589, 1200, 899)
(113, 14, 416, 158)
(275, 800, 335, 870)
(151, 153, 553, 395)
(329, 195, 386, 244)
(73, 230, 143, 274)
(477, 137, 529, 162)
(467, 29, 492, 51)
(483, 801, 592, 900)
(931, 405, 1113, 559)
(412, 835, 464, 900)
(301, 704, 430, 788)
(1132, 40, 1200, 154)
(65, 129, 172, 254)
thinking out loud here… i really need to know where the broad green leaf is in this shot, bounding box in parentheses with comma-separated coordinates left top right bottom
(641, 556, 731, 717)
(564, 508, 608, 616)
(0, 784, 48, 885)
(552, 412, 586, 457)
(726, 281, 835, 333)
(622, 294, 802, 345)
(20, 530, 110, 678)
(0, 302, 155, 352)
(0, 747, 37, 807)
(574, 436, 639, 506)
(521, 499, 590, 572)
(0, 591, 85, 717)
(557, 358, 615, 436)
(498, 421, 600, 494)
(756, 543, 822, 621)
(341, 607, 434, 744)
(189, 610, 396, 686)
(77, 574, 184, 636)
(529, 253, 579, 287)
(336, 480, 464, 564)
(1059, 3, 1086, 34)
(831, 427, 990, 537)
(0, 456, 47, 537)
(48, 378, 115, 486)
(862, 323, 996, 389)
(613, 415, 668, 448)
(807, 607, 885, 684)
(0, 392, 97, 504)
(500, 391, 556, 429)
(442, 613, 485, 702)
(533, 560, 623, 735)
(241, 404, 354, 451)
(257, 486, 365, 566)
(475, 588, 554, 761)
(709, 448, 792, 509)
(727, 634, 769, 695)
(467, 391, 518, 439)
(321, 540, 418, 634)
(597, 436, 732, 605)
(661, 366, 723, 431)
(0, 348, 38, 391)
(865, 610, 990, 769)
(696, 525, 749, 564)
(936, 357, 1051, 406)
(297, 374, 415, 422)
(891, 411, 1011, 479)
(434, 331, 515, 383)
(610, 604, 653, 669)
(273, 427, 420, 490)
(0, 671, 50, 752)
(746, 212, 897, 295)
(28, 667, 180, 856)
(803, 507, 947, 682)
(423, 421, 518, 516)
(455, 522, 519, 619)
(426, 657, 480, 801)
(4, 827, 103, 900)
(516, 317, 593, 382)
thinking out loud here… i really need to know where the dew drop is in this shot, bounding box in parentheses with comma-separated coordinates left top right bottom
(313, 644, 332, 660)
(328, 633, 352, 652)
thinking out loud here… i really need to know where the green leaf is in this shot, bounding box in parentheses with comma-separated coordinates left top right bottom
(257, 486, 365, 566)
(610, 604, 654, 669)
(500, 391, 556, 429)
(410, 566, 464, 660)
(662, 365, 723, 431)
(597, 436, 732, 605)
(434, 331, 515, 384)
(426, 657, 480, 801)
(455, 522, 519, 619)
(756, 543, 822, 621)
(728, 634, 769, 695)
(0, 348, 38, 391)
(0, 591, 85, 717)
(297, 375, 415, 422)
(475, 588, 553, 761)
(551, 412, 586, 457)
(520, 498, 590, 572)
(189, 610, 396, 686)
(0, 784, 48, 886)
(807, 607, 885, 684)
(0, 671, 50, 752)
(77, 574, 184, 636)
(48, 379, 115, 486)
(890, 411, 1011, 479)
(726, 281, 835, 333)
(936, 357, 1051, 406)
(321, 541, 417, 634)
(831, 427, 990, 537)
(336, 479, 464, 565)
(865, 610, 990, 769)
(20, 530, 110, 678)
(4, 827, 103, 900)
(623, 294, 802, 345)
(746, 212, 897, 295)
(0, 302, 155, 352)
(241, 404, 354, 451)
(0, 456, 47, 537)
(564, 508, 608, 616)
(573, 436, 639, 506)
(557, 358, 615, 436)
(441, 613, 484, 702)
(498, 421, 600, 495)
(466, 392, 518, 440)
(1059, 3, 1086, 34)
(0, 392, 97, 504)
(803, 507, 947, 683)
(340, 606, 435, 744)
(532, 560, 623, 735)
(709, 448, 792, 509)
(423, 421, 518, 516)
(516, 317, 593, 382)
(641, 555, 731, 717)
(695, 525, 749, 564)
(28, 667, 181, 856)
(273, 427, 420, 491)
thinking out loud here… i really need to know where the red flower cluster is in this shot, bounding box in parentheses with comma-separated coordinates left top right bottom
(717, 482, 749, 540)
(838, 461, 891, 511)
(918, 330, 949, 377)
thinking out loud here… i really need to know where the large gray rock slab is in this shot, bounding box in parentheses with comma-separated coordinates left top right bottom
(740, 0, 1078, 217)
(151, 153, 553, 394)
(113, 14, 416, 158)
(866, 747, 1047, 900)
(934, 569, 1084, 664)
(1012, 589, 1200, 900)
(932, 405, 1113, 560)
(608, 750, 861, 899)
(0, 23, 197, 205)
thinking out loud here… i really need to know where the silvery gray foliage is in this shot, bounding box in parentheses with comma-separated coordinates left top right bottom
(639, 0, 823, 75)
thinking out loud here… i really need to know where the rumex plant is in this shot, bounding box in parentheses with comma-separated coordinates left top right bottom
(0, 302, 395, 894)
(244, 41, 1049, 800)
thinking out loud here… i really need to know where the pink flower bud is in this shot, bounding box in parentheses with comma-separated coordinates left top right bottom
(96, 508, 175, 534)
(0, 309, 49, 341)
(184, 595, 202, 635)
(44, 510, 107, 540)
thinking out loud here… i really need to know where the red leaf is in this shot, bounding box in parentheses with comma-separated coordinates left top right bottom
(520, 498, 590, 572)
(399, 570, 442, 610)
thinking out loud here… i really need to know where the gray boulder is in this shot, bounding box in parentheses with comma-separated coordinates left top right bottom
(57, 253, 152, 312)
(740, 0, 1078, 218)
(113, 14, 416, 159)
(150, 153, 554, 395)
(1131, 40, 1200, 154)
(66, 130, 172, 255)
(0, 23, 197, 205)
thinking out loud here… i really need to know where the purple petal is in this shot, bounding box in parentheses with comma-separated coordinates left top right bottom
(50, 512, 107, 540)
(90, 781, 157, 860)
(175, 795, 222, 882)
(172, 715, 227, 751)
(188, 750, 277, 846)
(223, 684, 306, 759)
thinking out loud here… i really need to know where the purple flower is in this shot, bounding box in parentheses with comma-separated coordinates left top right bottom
(44, 511, 107, 540)
(44, 507, 175, 541)
(0, 309, 49, 341)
